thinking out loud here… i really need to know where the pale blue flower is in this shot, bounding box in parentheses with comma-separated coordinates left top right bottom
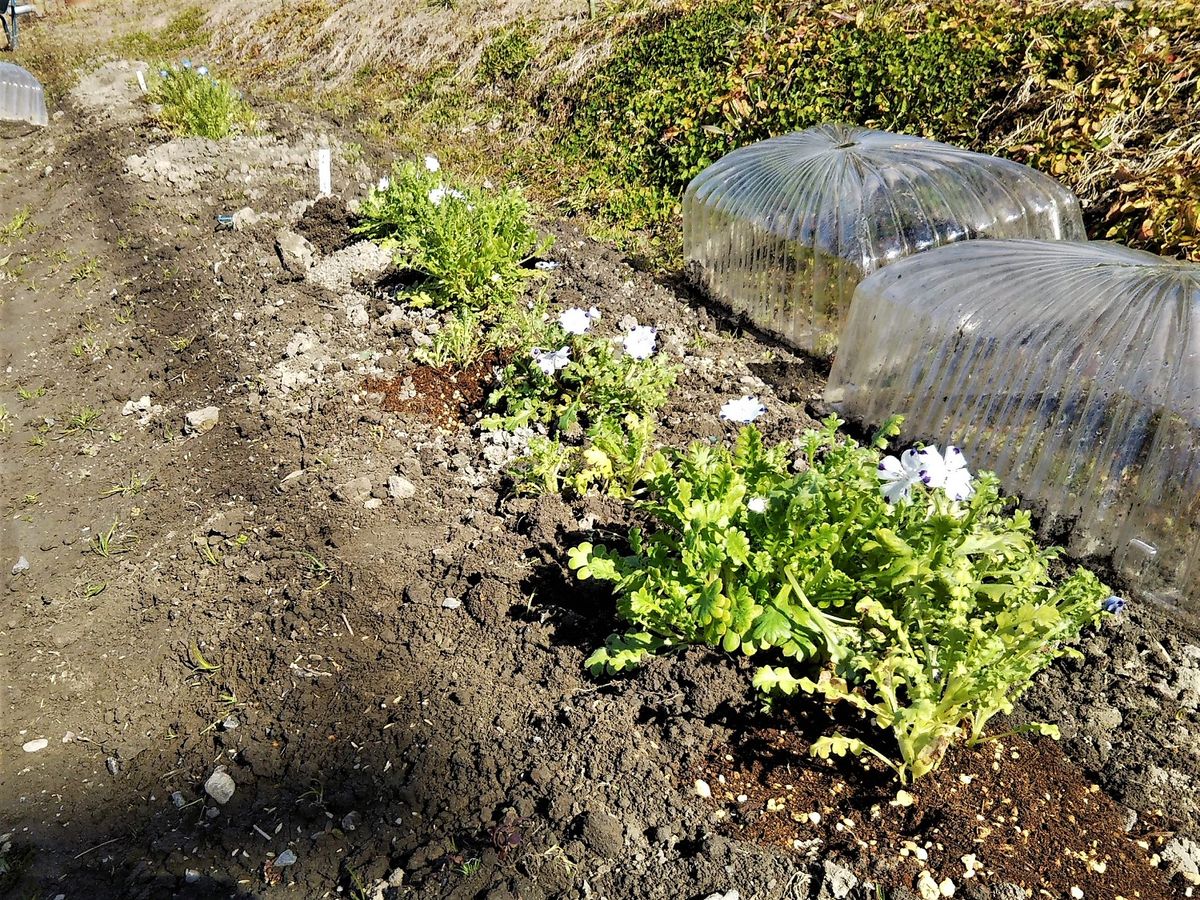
(531, 346, 571, 376)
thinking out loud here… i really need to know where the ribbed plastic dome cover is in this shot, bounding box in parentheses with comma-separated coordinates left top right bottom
(827, 239, 1200, 610)
(0, 62, 49, 127)
(683, 124, 1086, 356)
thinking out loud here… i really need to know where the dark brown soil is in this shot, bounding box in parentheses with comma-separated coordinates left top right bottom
(296, 196, 358, 255)
(364, 352, 503, 427)
(703, 721, 1178, 899)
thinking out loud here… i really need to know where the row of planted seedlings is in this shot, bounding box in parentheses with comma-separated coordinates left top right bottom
(353, 154, 1120, 791)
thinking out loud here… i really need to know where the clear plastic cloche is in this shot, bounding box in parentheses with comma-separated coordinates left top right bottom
(826, 238, 1200, 611)
(682, 124, 1085, 356)
(0, 62, 48, 127)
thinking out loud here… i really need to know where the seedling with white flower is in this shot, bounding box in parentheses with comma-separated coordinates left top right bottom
(486, 307, 678, 434)
(570, 416, 1110, 783)
(878, 445, 973, 504)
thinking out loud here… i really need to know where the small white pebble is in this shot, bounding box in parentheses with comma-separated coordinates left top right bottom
(807, 811, 821, 825)
(891, 789, 915, 807)
(693, 779, 712, 799)
(1071, 888, 1084, 900)
(22, 738, 48, 753)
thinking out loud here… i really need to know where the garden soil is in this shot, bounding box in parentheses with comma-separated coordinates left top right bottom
(1, 62, 1198, 900)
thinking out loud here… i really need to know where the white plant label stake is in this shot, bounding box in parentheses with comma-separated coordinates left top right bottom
(135, 70, 147, 94)
(317, 148, 332, 198)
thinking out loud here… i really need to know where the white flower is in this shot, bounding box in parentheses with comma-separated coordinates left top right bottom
(377, 176, 390, 191)
(558, 307, 594, 335)
(424, 154, 440, 172)
(623, 324, 657, 360)
(913, 445, 974, 501)
(428, 185, 466, 206)
(196, 65, 209, 77)
(531, 346, 571, 376)
(747, 497, 767, 514)
(720, 396, 767, 424)
(877, 449, 926, 504)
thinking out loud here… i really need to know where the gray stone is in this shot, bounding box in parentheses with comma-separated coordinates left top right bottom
(816, 860, 858, 900)
(285, 332, 316, 358)
(990, 887, 1025, 900)
(388, 475, 416, 501)
(232, 207, 259, 230)
(184, 870, 200, 883)
(335, 476, 373, 504)
(184, 406, 220, 435)
(121, 396, 152, 416)
(1162, 836, 1200, 884)
(11, 556, 29, 576)
(170, 791, 186, 808)
(204, 769, 236, 804)
(274, 849, 297, 867)
(1089, 705, 1122, 731)
(276, 229, 315, 272)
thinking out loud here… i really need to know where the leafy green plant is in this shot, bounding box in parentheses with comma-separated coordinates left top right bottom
(479, 22, 536, 84)
(414, 307, 487, 368)
(149, 62, 255, 139)
(512, 413, 666, 498)
(89, 520, 138, 557)
(355, 160, 550, 310)
(571, 413, 666, 498)
(62, 407, 103, 436)
(569, 418, 1109, 781)
(485, 322, 678, 434)
(0, 207, 33, 244)
(512, 436, 576, 495)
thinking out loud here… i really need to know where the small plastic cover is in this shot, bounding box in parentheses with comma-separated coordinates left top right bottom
(0, 62, 49, 127)
(682, 124, 1086, 357)
(827, 239, 1200, 610)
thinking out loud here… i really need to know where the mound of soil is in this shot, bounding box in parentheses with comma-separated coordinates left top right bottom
(703, 721, 1178, 899)
(297, 195, 358, 255)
